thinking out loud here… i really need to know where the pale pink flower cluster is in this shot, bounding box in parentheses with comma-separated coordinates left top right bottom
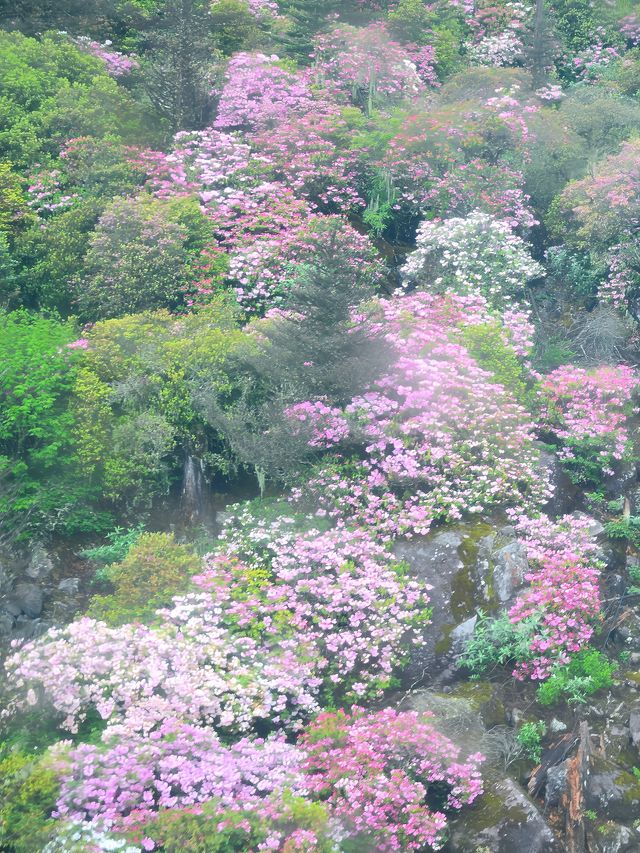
(73, 36, 139, 76)
(285, 400, 350, 448)
(292, 291, 548, 537)
(215, 53, 313, 131)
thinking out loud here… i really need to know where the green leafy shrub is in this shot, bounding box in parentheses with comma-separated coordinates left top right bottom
(459, 322, 531, 405)
(0, 747, 59, 852)
(517, 722, 546, 764)
(136, 795, 335, 852)
(87, 532, 201, 625)
(536, 649, 617, 706)
(458, 611, 539, 675)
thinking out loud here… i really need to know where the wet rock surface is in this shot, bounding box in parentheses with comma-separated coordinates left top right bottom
(393, 518, 527, 684)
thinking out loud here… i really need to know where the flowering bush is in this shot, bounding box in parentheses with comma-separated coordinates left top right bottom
(215, 53, 313, 131)
(462, 512, 604, 682)
(313, 23, 434, 113)
(73, 37, 139, 77)
(4, 613, 321, 737)
(538, 363, 640, 477)
(464, 0, 531, 67)
(401, 210, 544, 307)
(194, 526, 430, 700)
(292, 291, 548, 537)
(285, 400, 350, 448)
(505, 513, 604, 680)
(301, 707, 484, 851)
(52, 723, 305, 830)
(620, 14, 640, 47)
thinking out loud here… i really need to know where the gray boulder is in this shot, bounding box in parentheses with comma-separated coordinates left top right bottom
(584, 758, 640, 822)
(25, 544, 54, 580)
(588, 822, 640, 853)
(492, 540, 529, 603)
(445, 776, 561, 852)
(10, 582, 43, 618)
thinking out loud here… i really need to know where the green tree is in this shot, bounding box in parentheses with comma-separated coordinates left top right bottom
(279, 0, 341, 62)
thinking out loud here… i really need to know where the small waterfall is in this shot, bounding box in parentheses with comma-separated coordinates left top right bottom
(181, 455, 205, 523)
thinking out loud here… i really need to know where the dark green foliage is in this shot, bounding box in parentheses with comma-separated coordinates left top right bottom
(536, 649, 616, 705)
(138, 0, 222, 131)
(279, 0, 342, 61)
(203, 236, 391, 481)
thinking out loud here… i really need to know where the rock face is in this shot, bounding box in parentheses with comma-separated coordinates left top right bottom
(584, 758, 640, 823)
(393, 520, 527, 683)
(587, 822, 640, 853)
(10, 582, 43, 618)
(445, 775, 562, 853)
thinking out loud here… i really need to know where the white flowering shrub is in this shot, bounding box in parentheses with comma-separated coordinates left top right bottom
(401, 210, 544, 308)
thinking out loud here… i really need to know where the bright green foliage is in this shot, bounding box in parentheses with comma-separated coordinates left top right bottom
(604, 515, 640, 551)
(87, 532, 201, 625)
(516, 721, 546, 764)
(536, 649, 617, 705)
(0, 162, 33, 235)
(72, 303, 243, 510)
(0, 747, 59, 852)
(458, 611, 540, 675)
(80, 524, 146, 568)
(0, 310, 109, 537)
(460, 322, 530, 405)
(0, 31, 147, 167)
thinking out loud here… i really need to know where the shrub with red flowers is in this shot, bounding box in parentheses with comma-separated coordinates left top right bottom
(301, 707, 484, 852)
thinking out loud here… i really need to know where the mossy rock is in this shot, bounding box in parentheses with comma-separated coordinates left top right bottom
(585, 757, 640, 823)
(445, 777, 561, 852)
(446, 681, 506, 729)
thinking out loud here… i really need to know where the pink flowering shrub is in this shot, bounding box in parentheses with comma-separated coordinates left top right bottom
(249, 102, 364, 213)
(5, 523, 429, 730)
(301, 707, 484, 851)
(4, 613, 321, 737)
(507, 513, 604, 679)
(52, 722, 305, 829)
(313, 23, 434, 113)
(227, 212, 385, 312)
(285, 400, 350, 448)
(73, 37, 139, 77)
(620, 14, 640, 47)
(215, 53, 313, 131)
(194, 526, 430, 701)
(461, 512, 604, 683)
(292, 291, 548, 537)
(538, 364, 640, 477)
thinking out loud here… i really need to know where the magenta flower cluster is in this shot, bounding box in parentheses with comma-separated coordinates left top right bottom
(291, 291, 548, 538)
(301, 707, 484, 851)
(507, 512, 604, 679)
(73, 36, 139, 76)
(539, 364, 640, 471)
(285, 400, 350, 448)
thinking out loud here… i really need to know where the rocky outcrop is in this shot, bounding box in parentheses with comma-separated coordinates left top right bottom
(445, 775, 562, 853)
(393, 519, 528, 684)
